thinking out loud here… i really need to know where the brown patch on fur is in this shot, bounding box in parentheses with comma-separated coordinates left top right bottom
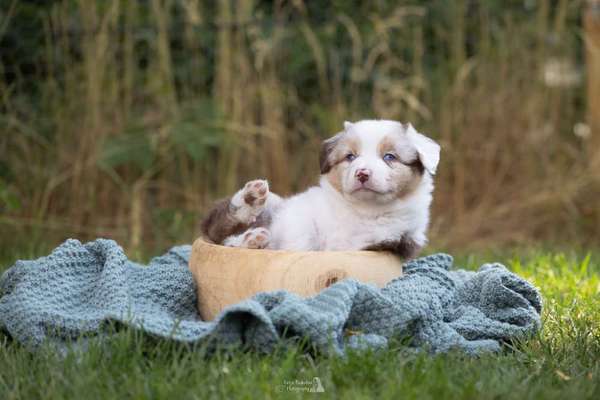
(394, 160, 424, 198)
(326, 163, 344, 193)
(200, 196, 273, 244)
(376, 135, 399, 157)
(319, 133, 359, 174)
(200, 198, 248, 244)
(243, 192, 257, 205)
(319, 135, 340, 174)
(321, 134, 360, 195)
(375, 134, 425, 199)
(363, 236, 421, 260)
(407, 159, 425, 175)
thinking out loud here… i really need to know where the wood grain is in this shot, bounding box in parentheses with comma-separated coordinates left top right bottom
(188, 238, 404, 320)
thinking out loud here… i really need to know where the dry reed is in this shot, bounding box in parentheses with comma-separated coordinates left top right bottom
(0, 0, 596, 253)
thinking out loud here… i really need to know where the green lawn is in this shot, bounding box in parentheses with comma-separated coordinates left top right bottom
(0, 246, 599, 399)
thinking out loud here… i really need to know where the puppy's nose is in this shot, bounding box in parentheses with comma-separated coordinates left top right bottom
(355, 168, 370, 183)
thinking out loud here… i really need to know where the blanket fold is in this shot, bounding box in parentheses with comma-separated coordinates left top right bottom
(0, 239, 542, 354)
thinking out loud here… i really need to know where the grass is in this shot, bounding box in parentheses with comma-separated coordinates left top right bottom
(1, 1, 598, 397)
(0, 245, 599, 399)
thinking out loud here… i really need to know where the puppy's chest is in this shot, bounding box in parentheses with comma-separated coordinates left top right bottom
(321, 214, 405, 250)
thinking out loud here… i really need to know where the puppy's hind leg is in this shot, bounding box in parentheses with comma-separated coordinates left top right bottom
(362, 234, 422, 260)
(200, 179, 269, 244)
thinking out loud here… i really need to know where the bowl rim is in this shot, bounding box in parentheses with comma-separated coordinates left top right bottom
(192, 237, 397, 257)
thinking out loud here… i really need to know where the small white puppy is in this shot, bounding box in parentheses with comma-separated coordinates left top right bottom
(201, 119, 440, 259)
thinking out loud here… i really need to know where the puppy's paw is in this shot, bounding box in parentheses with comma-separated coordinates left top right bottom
(242, 179, 269, 207)
(241, 227, 270, 249)
(230, 179, 269, 223)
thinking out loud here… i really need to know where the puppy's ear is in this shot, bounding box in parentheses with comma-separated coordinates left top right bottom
(406, 123, 441, 175)
(319, 132, 343, 174)
(343, 121, 354, 131)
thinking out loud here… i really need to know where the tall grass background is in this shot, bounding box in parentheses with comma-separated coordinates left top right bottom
(0, 0, 598, 254)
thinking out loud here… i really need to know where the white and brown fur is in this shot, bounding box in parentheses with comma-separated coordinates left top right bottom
(200, 120, 440, 259)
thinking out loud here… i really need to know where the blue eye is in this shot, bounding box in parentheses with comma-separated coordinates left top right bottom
(345, 153, 356, 162)
(383, 153, 397, 162)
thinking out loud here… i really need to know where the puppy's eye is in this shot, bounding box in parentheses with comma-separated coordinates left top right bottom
(345, 153, 356, 162)
(383, 153, 397, 162)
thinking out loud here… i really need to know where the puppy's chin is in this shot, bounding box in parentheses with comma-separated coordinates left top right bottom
(344, 188, 397, 204)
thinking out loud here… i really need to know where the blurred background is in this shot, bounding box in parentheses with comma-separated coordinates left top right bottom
(0, 0, 598, 255)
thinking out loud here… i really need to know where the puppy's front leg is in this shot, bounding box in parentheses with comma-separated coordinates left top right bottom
(224, 227, 271, 249)
(200, 179, 269, 244)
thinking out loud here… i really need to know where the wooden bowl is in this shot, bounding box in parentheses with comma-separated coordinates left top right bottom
(188, 238, 404, 320)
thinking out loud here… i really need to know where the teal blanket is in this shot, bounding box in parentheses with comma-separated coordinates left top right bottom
(0, 239, 542, 354)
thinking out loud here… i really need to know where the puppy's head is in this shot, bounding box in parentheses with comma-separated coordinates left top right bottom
(320, 120, 440, 204)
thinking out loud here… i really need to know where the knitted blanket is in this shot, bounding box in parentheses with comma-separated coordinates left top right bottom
(0, 239, 542, 355)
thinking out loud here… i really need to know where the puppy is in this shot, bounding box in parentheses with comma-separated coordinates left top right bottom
(200, 120, 440, 259)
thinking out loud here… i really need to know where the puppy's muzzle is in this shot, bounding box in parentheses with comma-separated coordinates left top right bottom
(355, 168, 371, 183)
